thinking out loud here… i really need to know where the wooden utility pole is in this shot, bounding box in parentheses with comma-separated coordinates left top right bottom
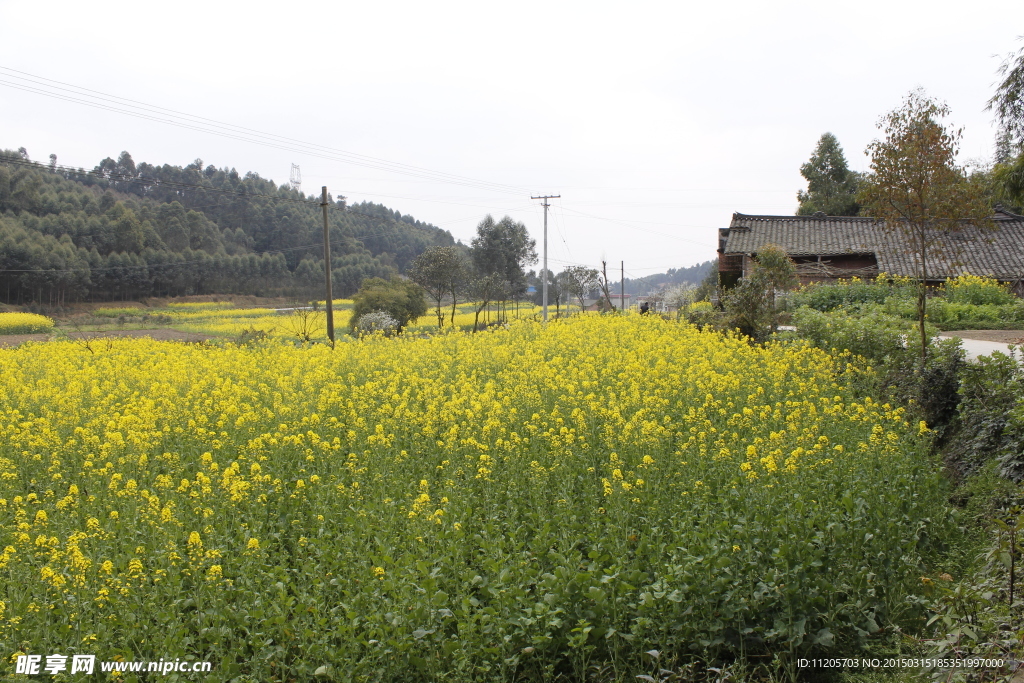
(321, 186, 335, 344)
(531, 194, 560, 322)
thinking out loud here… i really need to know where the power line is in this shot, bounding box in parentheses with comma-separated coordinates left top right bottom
(0, 65, 534, 197)
(545, 256, 599, 268)
(557, 205, 714, 248)
(326, 189, 540, 214)
(430, 203, 538, 228)
(553, 197, 574, 264)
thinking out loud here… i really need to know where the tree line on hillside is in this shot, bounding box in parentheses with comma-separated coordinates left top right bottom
(0, 149, 455, 304)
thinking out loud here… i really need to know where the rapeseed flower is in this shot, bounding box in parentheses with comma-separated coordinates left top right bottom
(0, 315, 941, 676)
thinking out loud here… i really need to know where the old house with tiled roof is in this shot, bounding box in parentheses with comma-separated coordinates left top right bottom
(717, 208, 1024, 291)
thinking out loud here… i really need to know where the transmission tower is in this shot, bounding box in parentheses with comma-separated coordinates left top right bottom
(289, 164, 302, 194)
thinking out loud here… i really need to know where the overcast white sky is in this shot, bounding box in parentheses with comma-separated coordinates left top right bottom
(1, 0, 1022, 279)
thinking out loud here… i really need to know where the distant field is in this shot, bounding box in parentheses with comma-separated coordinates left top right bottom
(28, 300, 579, 343)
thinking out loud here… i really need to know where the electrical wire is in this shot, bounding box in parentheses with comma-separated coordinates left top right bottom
(0, 65, 534, 197)
(557, 205, 715, 248)
(552, 197, 574, 265)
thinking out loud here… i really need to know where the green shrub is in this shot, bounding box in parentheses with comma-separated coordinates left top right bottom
(948, 460, 1024, 523)
(786, 275, 915, 312)
(791, 306, 924, 362)
(682, 301, 720, 330)
(941, 349, 1024, 480)
(921, 300, 1024, 327)
(350, 277, 427, 333)
(880, 337, 966, 440)
(722, 245, 797, 340)
(875, 294, 1024, 330)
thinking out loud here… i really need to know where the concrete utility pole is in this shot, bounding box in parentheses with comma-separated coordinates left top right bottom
(321, 186, 335, 344)
(621, 261, 624, 312)
(531, 194, 560, 322)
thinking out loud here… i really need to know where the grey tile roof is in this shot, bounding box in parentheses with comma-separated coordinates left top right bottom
(722, 210, 1024, 280)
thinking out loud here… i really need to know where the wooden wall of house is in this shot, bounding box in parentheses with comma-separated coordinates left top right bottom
(791, 254, 879, 286)
(717, 252, 742, 288)
(718, 253, 742, 274)
(719, 250, 887, 287)
(790, 254, 877, 268)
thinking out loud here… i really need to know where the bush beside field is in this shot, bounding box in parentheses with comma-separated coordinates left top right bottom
(0, 316, 958, 681)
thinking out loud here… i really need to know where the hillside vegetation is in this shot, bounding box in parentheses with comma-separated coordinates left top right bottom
(0, 150, 456, 304)
(617, 261, 715, 296)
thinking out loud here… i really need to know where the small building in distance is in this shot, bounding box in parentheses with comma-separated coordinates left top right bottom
(635, 295, 677, 315)
(717, 208, 1024, 292)
(583, 293, 633, 311)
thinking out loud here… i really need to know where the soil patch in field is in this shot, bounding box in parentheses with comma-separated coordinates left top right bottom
(939, 329, 1024, 344)
(0, 329, 215, 348)
(0, 333, 49, 347)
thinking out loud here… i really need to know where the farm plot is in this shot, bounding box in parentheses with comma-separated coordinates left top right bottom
(0, 315, 954, 681)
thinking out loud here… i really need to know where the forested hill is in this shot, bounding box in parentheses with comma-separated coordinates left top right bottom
(618, 260, 715, 296)
(0, 149, 457, 304)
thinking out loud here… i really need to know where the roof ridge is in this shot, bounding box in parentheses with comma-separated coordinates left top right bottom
(994, 205, 1024, 220)
(731, 211, 1024, 223)
(732, 212, 877, 221)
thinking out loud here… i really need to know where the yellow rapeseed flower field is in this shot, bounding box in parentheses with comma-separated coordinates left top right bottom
(0, 313, 55, 335)
(0, 315, 954, 680)
(165, 301, 235, 310)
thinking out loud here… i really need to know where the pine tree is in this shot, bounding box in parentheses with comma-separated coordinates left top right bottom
(796, 133, 861, 216)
